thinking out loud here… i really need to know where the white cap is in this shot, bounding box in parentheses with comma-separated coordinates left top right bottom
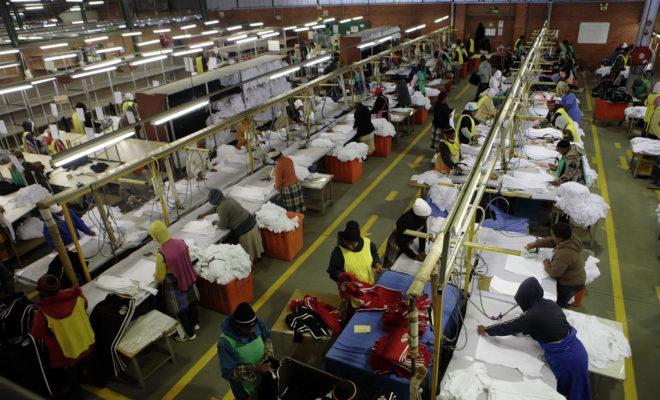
(413, 198, 432, 217)
(464, 102, 478, 112)
(621, 42, 628, 49)
(124, 93, 134, 101)
(50, 204, 62, 214)
(294, 99, 304, 109)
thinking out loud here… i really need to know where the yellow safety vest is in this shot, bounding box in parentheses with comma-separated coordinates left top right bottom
(44, 297, 95, 359)
(122, 101, 135, 114)
(514, 38, 521, 50)
(71, 112, 84, 134)
(454, 48, 463, 65)
(644, 93, 659, 123)
(460, 114, 476, 138)
(621, 54, 629, 66)
(195, 56, 204, 75)
(340, 237, 374, 285)
(477, 95, 489, 108)
(48, 139, 66, 155)
(555, 108, 581, 144)
(436, 134, 461, 173)
(469, 38, 475, 53)
(22, 131, 38, 153)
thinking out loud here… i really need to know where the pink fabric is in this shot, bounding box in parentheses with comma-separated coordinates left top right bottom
(655, 96, 660, 107)
(159, 239, 197, 291)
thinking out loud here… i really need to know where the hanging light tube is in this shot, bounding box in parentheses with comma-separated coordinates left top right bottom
(339, 19, 351, 24)
(96, 46, 124, 54)
(269, 66, 299, 80)
(85, 36, 109, 44)
(235, 37, 257, 45)
(172, 34, 192, 40)
(153, 28, 171, 33)
(71, 66, 116, 79)
(172, 48, 203, 56)
(352, 16, 363, 21)
(202, 30, 218, 35)
(304, 55, 331, 67)
(136, 39, 160, 47)
(357, 41, 375, 49)
(228, 34, 247, 41)
(189, 41, 213, 49)
(53, 129, 136, 168)
(44, 53, 78, 61)
(121, 31, 142, 37)
(31, 77, 57, 85)
(88, 1, 104, 5)
(129, 55, 167, 66)
(434, 15, 449, 23)
(152, 99, 209, 126)
(260, 32, 279, 39)
(249, 22, 263, 27)
(82, 58, 121, 70)
(0, 49, 20, 55)
(294, 27, 309, 32)
(405, 24, 426, 33)
(0, 84, 32, 95)
(323, 18, 335, 23)
(226, 25, 242, 31)
(141, 49, 173, 57)
(71, 21, 84, 24)
(181, 24, 196, 30)
(311, 25, 325, 30)
(0, 62, 20, 70)
(204, 20, 219, 26)
(257, 29, 274, 36)
(283, 26, 297, 31)
(40, 43, 68, 50)
(304, 22, 317, 27)
(25, 5, 43, 10)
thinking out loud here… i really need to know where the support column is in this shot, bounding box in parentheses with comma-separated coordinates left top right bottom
(119, 0, 134, 30)
(0, 2, 19, 48)
(635, 0, 659, 47)
(39, 207, 79, 287)
(198, 0, 208, 21)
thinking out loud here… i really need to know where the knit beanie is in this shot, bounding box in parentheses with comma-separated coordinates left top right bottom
(208, 189, 224, 206)
(340, 221, 361, 243)
(37, 274, 61, 298)
(556, 139, 571, 149)
(233, 302, 257, 327)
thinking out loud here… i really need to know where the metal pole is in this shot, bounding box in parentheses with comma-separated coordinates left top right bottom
(60, 204, 92, 282)
(164, 157, 182, 213)
(150, 162, 170, 226)
(39, 207, 80, 287)
(197, 0, 208, 21)
(0, 1, 19, 48)
(91, 191, 119, 249)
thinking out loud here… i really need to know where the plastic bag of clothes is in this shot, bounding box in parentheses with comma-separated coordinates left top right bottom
(592, 78, 614, 100)
(609, 87, 632, 104)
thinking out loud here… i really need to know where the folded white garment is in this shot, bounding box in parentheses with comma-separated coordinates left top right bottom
(526, 127, 563, 140)
(596, 65, 611, 77)
(226, 185, 272, 203)
(95, 275, 140, 297)
(429, 178, 458, 212)
(501, 171, 553, 193)
(624, 106, 646, 120)
(630, 137, 660, 156)
(564, 310, 631, 369)
(424, 87, 441, 97)
(504, 254, 550, 281)
(489, 275, 557, 301)
(474, 326, 545, 377)
(555, 182, 609, 227)
(256, 202, 299, 233)
(523, 145, 560, 162)
(182, 220, 215, 235)
(411, 170, 443, 186)
(17, 217, 44, 240)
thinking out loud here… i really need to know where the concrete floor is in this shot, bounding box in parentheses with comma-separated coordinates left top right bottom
(69, 78, 658, 400)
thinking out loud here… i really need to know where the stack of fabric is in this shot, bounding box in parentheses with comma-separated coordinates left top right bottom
(381, 294, 432, 335)
(337, 273, 403, 310)
(256, 202, 300, 233)
(288, 296, 342, 335)
(555, 182, 609, 227)
(372, 118, 396, 137)
(332, 142, 369, 162)
(285, 296, 342, 340)
(193, 243, 252, 285)
(370, 326, 432, 378)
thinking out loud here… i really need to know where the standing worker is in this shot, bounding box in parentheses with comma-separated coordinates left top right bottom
(198, 190, 264, 262)
(71, 103, 87, 134)
(371, 87, 390, 119)
(382, 198, 432, 268)
(431, 92, 452, 149)
(327, 220, 382, 285)
(354, 103, 376, 154)
(525, 222, 586, 307)
(270, 150, 305, 214)
(121, 93, 139, 123)
(149, 221, 200, 342)
(395, 77, 412, 108)
(478, 277, 591, 400)
(21, 120, 46, 154)
(475, 55, 492, 101)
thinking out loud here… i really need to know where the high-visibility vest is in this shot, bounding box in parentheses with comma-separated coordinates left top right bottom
(621, 54, 629, 66)
(514, 38, 521, 50)
(555, 108, 581, 144)
(435, 134, 460, 173)
(459, 114, 476, 140)
(122, 101, 135, 114)
(469, 38, 475, 53)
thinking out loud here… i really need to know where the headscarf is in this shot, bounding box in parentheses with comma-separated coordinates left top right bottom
(556, 81, 569, 95)
(208, 189, 224, 206)
(413, 199, 432, 217)
(514, 277, 544, 311)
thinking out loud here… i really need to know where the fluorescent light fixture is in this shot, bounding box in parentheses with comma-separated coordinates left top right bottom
(44, 53, 78, 61)
(405, 24, 426, 33)
(172, 34, 192, 40)
(304, 22, 316, 27)
(323, 18, 335, 23)
(141, 49, 172, 57)
(130, 55, 167, 66)
(189, 41, 213, 49)
(43, 23, 57, 27)
(89, 1, 104, 5)
(261, 32, 279, 39)
(357, 41, 375, 49)
(96, 46, 123, 54)
(53, 129, 136, 168)
(434, 15, 449, 23)
(227, 25, 242, 31)
(202, 30, 218, 35)
(72, 20, 84, 24)
(377, 36, 392, 44)
(153, 28, 171, 33)
(121, 31, 142, 37)
(283, 26, 297, 31)
(25, 5, 43, 10)
(82, 58, 121, 70)
(85, 36, 109, 43)
(257, 29, 274, 36)
(10, 0, 37, 2)
(152, 99, 209, 125)
(71, 66, 116, 78)
(269, 66, 299, 80)
(181, 24, 196, 30)
(0, 62, 20, 70)
(304, 55, 331, 67)
(311, 25, 325, 30)
(28, 36, 43, 40)
(172, 48, 202, 56)
(235, 37, 257, 44)
(294, 27, 309, 32)
(31, 77, 56, 85)
(0, 49, 20, 55)
(352, 16, 363, 21)
(204, 20, 219, 26)
(228, 34, 247, 41)
(70, 6, 80, 11)
(136, 39, 160, 47)
(339, 19, 351, 24)
(249, 22, 263, 27)
(39, 42, 69, 50)
(0, 84, 32, 95)
(66, 0, 82, 2)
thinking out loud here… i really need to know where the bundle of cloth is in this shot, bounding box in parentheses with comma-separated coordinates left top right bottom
(332, 142, 369, 162)
(371, 118, 396, 137)
(337, 272, 403, 310)
(630, 137, 660, 156)
(12, 184, 50, 208)
(555, 182, 609, 227)
(411, 91, 432, 110)
(624, 106, 647, 121)
(411, 170, 443, 186)
(428, 178, 458, 212)
(370, 326, 432, 378)
(255, 202, 300, 233)
(285, 295, 342, 339)
(381, 294, 432, 335)
(193, 243, 252, 285)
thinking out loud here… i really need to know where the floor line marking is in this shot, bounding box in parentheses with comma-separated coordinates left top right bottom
(582, 71, 593, 111)
(385, 191, 398, 202)
(591, 122, 638, 400)
(81, 385, 130, 400)
(361, 214, 379, 235)
(625, 149, 633, 160)
(161, 123, 432, 400)
(453, 82, 471, 99)
(656, 285, 660, 303)
(614, 142, 621, 149)
(618, 155, 629, 170)
(408, 154, 424, 169)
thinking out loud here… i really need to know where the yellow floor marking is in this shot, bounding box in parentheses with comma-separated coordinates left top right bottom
(81, 385, 130, 400)
(361, 214, 379, 235)
(656, 190, 660, 202)
(619, 155, 629, 170)
(614, 142, 621, 149)
(591, 123, 638, 400)
(162, 123, 433, 400)
(378, 234, 390, 257)
(385, 191, 398, 201)
(626, 149, 633, 160)
(582, 71, 593, 111)
(656, 285, 660, 303)
(27, 290, 39, 299)
(408, 154, 424, 169)
(453, 82, 472, 99)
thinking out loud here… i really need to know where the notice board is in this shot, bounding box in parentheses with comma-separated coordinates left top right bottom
(577, 22, 610, 44)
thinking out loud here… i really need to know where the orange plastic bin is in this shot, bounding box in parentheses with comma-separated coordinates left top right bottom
(459, 62, 468, 78)
(261, 212, 305, 261)
(324, 155, 363, 183)
(373, 136, 392, 158)
(198, 274, 254, 315)
(413, 107, 428, 125)
(593, 98, 629, 122)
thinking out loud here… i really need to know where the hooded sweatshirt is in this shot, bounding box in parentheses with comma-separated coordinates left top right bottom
(485, 277, 571, 343)
(149, 222, 197, 291)
(534, 235, 585, 286)
(31, 287, 95, 368)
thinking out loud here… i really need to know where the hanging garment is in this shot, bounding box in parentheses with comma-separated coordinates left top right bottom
(285, 307, 331, 340)
(0, 293, 36, 342)
(0, 335, 53, 397)
(89, 294, 136, 377)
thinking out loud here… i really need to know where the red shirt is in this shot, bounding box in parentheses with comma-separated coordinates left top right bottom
(274, 156, 298, 190)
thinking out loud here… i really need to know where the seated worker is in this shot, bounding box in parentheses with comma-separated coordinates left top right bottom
(643, 83, 660, 131)
(327, 220, 382, 285)
(431, 92, 452, 149)
(31, 274, 95, 400)
(270, 150, 305, 213)
(121, 93, 139, 122)
(556, 81, 582, 127)
(525, 222, 586, 307)
(9, 150, 48, 188)
(45, 135, 66, 155)
(43, 205, 96, 250)
(478, 277, 591, 400)
(198, 189, 264, 261)
(395, 77, 412, 108)
(218, 302, 277, 400)
(513, 35, 525, 52)
(435, 128, 462, 175)
(371, 87, 390, 119)
(534, 99, 563, 128)
(383, 198, 432, 268)
(647, 96, 660, 139)
(458, 102, 478, 144)
(632, 77, 651, 101)
(474, 88, 497, 122)
(71, 102, 87, 134)
(353, 103, 375, 154)
(551, 140, 585, 185)
(149, 221, 199, 342)
(21, 120, 46, 154)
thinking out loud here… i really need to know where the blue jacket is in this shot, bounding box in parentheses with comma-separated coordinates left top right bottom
(42, 212, 93, 250)
(217, 316, 272, 400)
(561, 92, 582, 127)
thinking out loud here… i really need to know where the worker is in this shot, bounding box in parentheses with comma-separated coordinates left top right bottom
(235, 119, 252, 149)
(327, 220, 382, 286)
(551, 139, 585, 185)
(21, 120, 46, 154)
(513, 35, 525, 52)
(353, 103, 375, 154)
(371, 87, 390, 119)
(632, 77, 651, 102)
(474, 55, 492, 101)
(643, 83, 660, 132)
(451, 41, 464, 74)
(42, 205, 96, 251)
(149, 221, 200, 342)
(458, 102, 478, 145)
(609, 44, 630, 83)
(435, 128, 462, 174)
(31, 274, 95, 400)
(218, 302, 277, 400)
(431, 91, 452, 149)
(382, 198, 432, 268)
(551, 104, 580, 144)
(395, 77, 412, 107)
(198, 189, 264, 262)
(45, 134, 66, 155)
(647, 96, 660, 138)
(489, 70, 503, 93)
(556, 81, 582, 126)
(270, 150, 305, 213)
(410, 61, 429, 95)
(474, 88, 497, 122)
(71, 102, 87, 134)
(477, 277, 591, 400)
(9, 150, 49, 188)
(467, 37, 476, 55)
(121, 93, 138, 120)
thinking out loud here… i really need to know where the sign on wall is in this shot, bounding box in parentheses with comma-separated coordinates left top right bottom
(577, 22, 610, 44)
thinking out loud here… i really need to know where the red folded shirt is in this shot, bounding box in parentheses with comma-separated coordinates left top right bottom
(381, 294, 432, 335)
(289, 295, 342, 335)
(370, 327, 432, 378)
(338, 272, 403, 310)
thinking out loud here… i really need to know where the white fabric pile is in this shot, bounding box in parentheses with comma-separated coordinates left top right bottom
(309, 138, 335, 148)
(630, 137, 660, 156)
(95, 275, 156, 297)
(333, 142, 369, 162)
(564, 310, 632, 369)
(411, 170, 443, 186)
(460, 143, 481, 157)
(624, 106, 646, 121)
(182, 220, 215, 236)
(226, 185, 273, 203)
(523, 145, 560, 162)
(12, 185, 50, 208)
(595, 65, 611, 77)
(555, 182, 609, 227)
(194, 244, 252, 285)
(289, 154, 314, 168)
(502, 170, 554, 193)
(16, 217, 44, 240)
(256, 202, 300, 233)
(428, 178, 458, 212)
(372, 118, 396, 137)
(411, 91, 432, 110)
(585, 256, 601, 285)
(526, 127, 563, 140)
(214, 144, 248, 164)
(331, 124, 354, 134)
(424, 87, 441, 97)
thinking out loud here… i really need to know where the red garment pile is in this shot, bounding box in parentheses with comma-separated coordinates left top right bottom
(337, 272, 403, 310)
(381, 294, 432, 335)
(289, 295, 342, 335)
(369, 327, 432, 378)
